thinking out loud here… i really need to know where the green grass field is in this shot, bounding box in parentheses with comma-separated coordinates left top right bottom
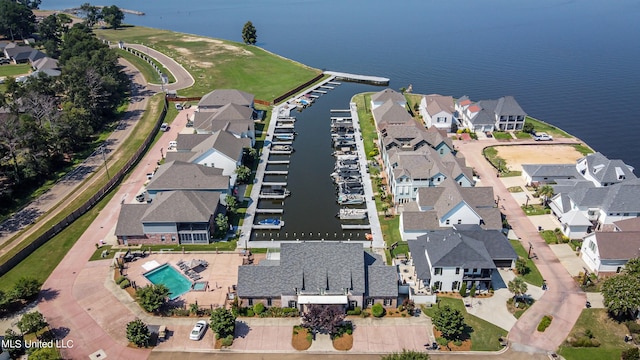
(558, 309, 634, 360)
(96, 26, 321, 100)
(509, 240, 544, 286)
(526, 116, 570, 138)
(352, 93, 378, 159)
(492, 132, 513, 140)
(116, 48, 176, 84)
(573, 143, 594, 155)
(0, 63, 31, 77)
(423, 297, 507, 351)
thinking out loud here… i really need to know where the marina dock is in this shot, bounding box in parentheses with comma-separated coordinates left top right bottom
(341, 224, 372, 230)
(331, 109, 351, 113)
(324, 71, 390, 86)
(262, 182, 287, 187)
(264, 170, 288, 175)
(255, 209, 284, 214)
(253, 223, 284, 230)
(267, 160, 290, 164)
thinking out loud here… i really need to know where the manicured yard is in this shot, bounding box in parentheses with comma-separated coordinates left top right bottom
(509, 240, 544, 286)
(491, 131, 513, 140)
(514, 131, 533, 139)
(540, 230, 562, 244)
(423, 297, 507, 351)
(508, 186, 524, 193)
(96, 26, 321, 100)
(352, 93, 378, 159)
(526, 116, 570, 138)
(482, 146, 521, 177)
(558, 309, 634, 360)
(0, 63, 31, 77)
(521, 204, 550, 216)
(573, 144, 594, 155)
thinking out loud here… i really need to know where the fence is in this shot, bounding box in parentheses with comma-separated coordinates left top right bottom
(0, 99, 169, 277)
(272, 73, 325, 105)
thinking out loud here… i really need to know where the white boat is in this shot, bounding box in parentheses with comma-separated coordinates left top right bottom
(271, 144, 293, 152)
(274, 133, 295, 141)
(338, 208, 368, 220)
(337, 194, 366, 205)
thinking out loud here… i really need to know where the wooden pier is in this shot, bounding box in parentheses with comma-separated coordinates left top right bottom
(255, 209, 284, 214)
(324, 71, 390, 86)
(262, 182, 287, 187)
(253, 223, 284, 230)
(341, 224, 372, 230)
(312, 89, 327, 94)
(331, 109, 351, 113)
(264, 170, 289, 175)
(267, 160, 290, 164)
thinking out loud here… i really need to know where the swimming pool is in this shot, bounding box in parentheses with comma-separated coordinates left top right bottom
(143, 264, 191, 300)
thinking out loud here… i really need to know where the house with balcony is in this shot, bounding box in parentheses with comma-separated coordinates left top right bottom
(237, 242, 398, 312)
(455, 95, 526, 132)
(115, 190, 225, 245)
(165, 130, 250, 187)
(575, 152, 636, 187)
(145, 161, 230, 199)
(400, 178, 502, 240)
(370, 88, 406, 110)
(407, 225, 516, 292)
(581, 218, 640, 275)
(192, 102, 256, 146)
(420, 94, 456, 132)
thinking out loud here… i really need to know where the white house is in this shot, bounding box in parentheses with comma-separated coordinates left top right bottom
(455, 95, 527, 132)
(581, 218, 640, 275)
(420, 94, 455, 132)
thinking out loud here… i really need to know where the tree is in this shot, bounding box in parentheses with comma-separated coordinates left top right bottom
(523, 122, 534, 134)
(3, 329, 24, 358)
(241, 21, 257, 45)
(623, 257, 640, 276)
(210, 307, 236, 339)
(0, 0, 36, 40)
(515, 257, 529, 275)
(234, 164, 251, 184)
(101, 5, 124, 29)
(126, 318, 150, 347)
(17, 311, 48, 334)
(432, 305, 466, 341)
(507, 277, 528, 301)
(381, 349, 430, 360)
(225, 194, 238, 214)
(26, 347, 61, 360)
(381, 203, 389, 217)
(243, 147, 258, 165)
(11, 277, 41, 300)
(537, 185, 554, 203)
(622, 347, 640, 360)
(214, 213, 229, 238)
(135, 284, 169, 313)
(602, 273, 640, 318)
(301, 304, 345, 335)
(469, 283, 476, 298)
(16, 0, 41, 9)
(80, 3, 102, 27)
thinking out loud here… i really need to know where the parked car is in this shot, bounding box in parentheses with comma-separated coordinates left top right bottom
(175, 103, 183, 110)
(0, 59, 10, 65)
(533, 132, 553, 141)
(189, 320, 207, 341)
(168, 140, 177, 149)
(160, 123, 170, 132)
(485, 131, 493, 138)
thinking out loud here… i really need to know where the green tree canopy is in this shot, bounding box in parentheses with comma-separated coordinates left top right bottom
(80, 3, 102, 27)
(11, 277, 41, 300)
(214, 213, 229, 238)
(101, 5, 124, 29)
(225, 194, 238, 214)
(135, 284, 169, 313)
(4, 329, 24, 358)
(537, 185, 554, 203)
(234, 164, 251, 184)
(507, 277, 528, 301)
(381, 349, 430, 360)
(242, 21, 257, 45)
(0, 0, 36, 40)
(210, 307, 236, 339)
(16, 0, 41, 9)
(17, 311, 48, 334)
(432, 304, 466, 341)
(126, 318, 150, 347)
(602, 270, 640, 318)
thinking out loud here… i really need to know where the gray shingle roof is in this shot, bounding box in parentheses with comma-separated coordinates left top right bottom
(367, 265, 398, 297)
(146, 161, 229, 192)
(421, 230, 496, 269)
(401, 209, 441, 231)
(175, 134, 212, 151)
(237, 266, 282, 297)
(142, 190, 221, 223)
(425, 94, 454, 117)
(372, 100, 413, 127)
(193, 103, 254, 133)
(198, 89, 254, 108)
(191, 130, 249, 161)
(495, 96, 526, 117)
(407, 238, 431, 279)
(593, 232, 640, 260)
(583, 152, 636, 184)
(522, 164, 580, 178)
(454, 225, 517, 261)
(371, 88, 405, 104)
(115, 204, 147, 236)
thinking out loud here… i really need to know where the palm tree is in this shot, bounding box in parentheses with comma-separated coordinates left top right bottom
(508, 277, 528, 301)
(538, 185, 554, 204)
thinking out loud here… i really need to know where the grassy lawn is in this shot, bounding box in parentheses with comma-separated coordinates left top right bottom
(514, 131, 533, 139)
(0, 63, 31, 77)
(0, 94, 166, 270)
(540, 230, 563, 244)
(88, 245, 116, 261)
(117, 48, 175, 84)
(492, 131, 513, 140)
(508, 186, 524, 193)
(526, 116, 570, 138)
(573, 144, 594, 156)
(521, 204, 550, 216)
(423, 297, 507, 351)
(558, 309, 634, 360)
(509, 240, 544, 286)
(96, 26, 321, 100)
(352, 93, 378, 159)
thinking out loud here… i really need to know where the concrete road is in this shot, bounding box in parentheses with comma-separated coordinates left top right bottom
(455, 138, 585, 353)
(126, 44, 195, 92)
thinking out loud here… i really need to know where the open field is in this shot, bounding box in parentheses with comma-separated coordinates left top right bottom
(495, 144, 584, 172)
(0, 63, 31, 77)
(96, 26, 321, 100)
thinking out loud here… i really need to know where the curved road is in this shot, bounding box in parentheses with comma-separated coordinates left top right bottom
(455, 138, 586, 353)
(125, 44, 195, 92)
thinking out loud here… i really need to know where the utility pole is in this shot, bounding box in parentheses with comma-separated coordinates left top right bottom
(101, 145, 110, 180)
(527, 242, 533, 259)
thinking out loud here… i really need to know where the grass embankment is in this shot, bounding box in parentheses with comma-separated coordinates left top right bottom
(509, 240, 544, 286)
(0, 94, 165, 287)
(423, 297, 507, 351)
(558, 309, 634, 360)
(573, 144, 594, 156)
(0, 63, 31, 77)
(116, 48, 176, 84)
(482, 147, 521, 177)
(96, 26, 321, 100)
(491, 132, 513, 140)
(525, 116, 570, 138)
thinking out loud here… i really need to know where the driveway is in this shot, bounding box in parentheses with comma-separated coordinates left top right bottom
(549, 244, 588, 277)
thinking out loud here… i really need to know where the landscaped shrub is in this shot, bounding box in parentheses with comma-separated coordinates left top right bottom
(120, 279, 130, 289)
(537, 315, 553, 332)
(170, 308, 191, 316)
(436, 337, 449, 346)
(622, 347, 640, 360)
(246, 309, 255, 317)
(346, 306, 361, 316)
(332, 321, 353, 339)
(371, 303, 385, 318)
(220, 334, 234, 347)
(253, 302, 265, 315)
(469, 284, 476, 298)
(626, 321, 640, 334)
(459, 286, 467, 298)
(453, 340, 463, 347)
(115, 276, 127, 284)
(569, 336, 600, 347)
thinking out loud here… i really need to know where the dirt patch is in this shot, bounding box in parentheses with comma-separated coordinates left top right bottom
(333, 333, 353, 351)
(433, 328, 472, 351)
(291, 326, 312, 351)
(495, 145, 583, 172)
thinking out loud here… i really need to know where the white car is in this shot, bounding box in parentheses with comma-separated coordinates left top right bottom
(534, 132, 553, 141)
(160, 123, 170, 132)
(189, 320, 207, 341)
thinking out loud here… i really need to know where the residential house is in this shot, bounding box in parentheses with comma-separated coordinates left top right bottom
(400, 179, 502, 240)
(521, 164, 581, 186)
(420, 94, 456, 132)
(115, 190, 225, 245)
(145, 161, 230, 199)
(165, 130, 250, 186)
(575, 152, 636, 187)
(370, 88, 406, 110)
(455, 95, 527, 132)
(192, 102, 256, 145)
(581, 218, 640, 275)
(237, 242, 398, 312)
(372, 99, 414, 131)
(407, 226, 516, 292)
(198, 89, 254, 110)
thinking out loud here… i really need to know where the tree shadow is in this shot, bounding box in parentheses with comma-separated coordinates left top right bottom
(234, 321, 251, 338)
(460, 324, 474, 342)
(39, 287, 60, 302)
(50, 326, 70, 339)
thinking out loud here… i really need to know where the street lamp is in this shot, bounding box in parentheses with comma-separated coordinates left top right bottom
(527, 241, 533, 259)
(525, 194, 530, 208)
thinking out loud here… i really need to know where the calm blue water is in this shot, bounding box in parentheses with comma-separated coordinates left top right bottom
(42, 0, 640, 170)
(144, 264, 191, 300)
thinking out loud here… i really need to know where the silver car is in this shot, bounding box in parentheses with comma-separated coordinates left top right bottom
(189, 320, 207, 341)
